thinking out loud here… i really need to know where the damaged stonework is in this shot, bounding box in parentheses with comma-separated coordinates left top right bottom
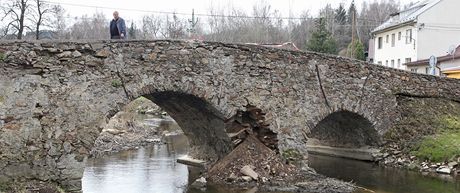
(225, 105, 279, 152)
(0, 40, 460, 191)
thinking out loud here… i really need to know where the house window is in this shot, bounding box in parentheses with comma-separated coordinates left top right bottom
(425, 67, 431, 74)
(405, 58, 412, 63)
(410, 68, 418, 73)
(391, 34, 395, 47)
(406, 29, 413, 44)
(398, 32, 402, 40)
(386, 60, 388, 66)
(386, 35, 389, 43)
(391, 60, 395, 68)
(378, 37, 383, 49)
(397, 59, 401, 68)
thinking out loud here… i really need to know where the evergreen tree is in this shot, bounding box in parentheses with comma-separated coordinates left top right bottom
(347, 40, 365, 60)
(306, 18, 337, 54)
(128, 22, 136, 39)
(335, 4, 347, 25)
(347, 0, 357, 24)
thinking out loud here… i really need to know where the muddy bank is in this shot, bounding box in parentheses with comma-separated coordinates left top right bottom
(90, 112, 181, 157)
(89, 96, 183, 157)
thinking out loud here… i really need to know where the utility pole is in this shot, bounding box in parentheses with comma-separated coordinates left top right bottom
(351, 5, 355, 44)
(188, 9, 199, 39)
(349, 0, 357, 58)
(288, 0, 293, 41)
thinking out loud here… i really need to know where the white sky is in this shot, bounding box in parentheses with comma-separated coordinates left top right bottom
(44, 0, 415, 23)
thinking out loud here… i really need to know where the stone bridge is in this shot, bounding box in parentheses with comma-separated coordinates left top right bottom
(1, 40, 460, 191)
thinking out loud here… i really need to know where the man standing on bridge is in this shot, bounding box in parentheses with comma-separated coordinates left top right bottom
(110, 11, 127, 39)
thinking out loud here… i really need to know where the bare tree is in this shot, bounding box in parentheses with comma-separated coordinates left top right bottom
(249, 1, 288, 43)
(291, 11, 315, 50)
(1, 0, 32, 39)
(69, 12, 108, 40)
(206, 0, 289, 44)
(141, 15, 163, 39)
(358, 0, 399, 50)
(162, 13, 186, 39)
(51, 5, 68, 39)
(30, 0, 53, 39)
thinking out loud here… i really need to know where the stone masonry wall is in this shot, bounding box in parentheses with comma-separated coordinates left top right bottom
(0, 40, 460, 190)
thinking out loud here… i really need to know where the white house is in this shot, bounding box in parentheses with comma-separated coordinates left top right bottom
(369, 0, 460, 73)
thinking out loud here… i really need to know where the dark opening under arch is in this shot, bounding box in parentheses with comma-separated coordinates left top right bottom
(143, 91, 232, 162)
(310, 111, 379, 148)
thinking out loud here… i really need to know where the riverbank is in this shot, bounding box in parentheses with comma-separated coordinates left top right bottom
(90, 112, 182, 157)
(373, 97, 460, 177)
(90, 97, 182, 157)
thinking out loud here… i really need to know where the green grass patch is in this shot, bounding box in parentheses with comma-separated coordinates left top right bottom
(412, 131, 460, 162)
(411, 116, 460, 162)
(282, 149, 302, 161)
(439, 115, 460, 131)
(111, 79, 123, 88)
(0, 52, 4, 62)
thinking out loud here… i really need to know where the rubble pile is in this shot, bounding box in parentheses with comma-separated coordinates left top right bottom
(207, 135, 299, 184)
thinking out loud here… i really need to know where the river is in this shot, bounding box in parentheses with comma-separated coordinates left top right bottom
(82, 121, 460, 193)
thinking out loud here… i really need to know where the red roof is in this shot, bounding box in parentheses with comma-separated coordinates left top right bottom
(246, 42, 300, 51)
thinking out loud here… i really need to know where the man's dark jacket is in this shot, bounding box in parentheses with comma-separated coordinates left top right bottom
(110, 17, 126, 39)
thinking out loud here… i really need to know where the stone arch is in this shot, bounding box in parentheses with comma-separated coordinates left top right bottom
(309, 110, 380, 148)
(130, 91, 234, 162)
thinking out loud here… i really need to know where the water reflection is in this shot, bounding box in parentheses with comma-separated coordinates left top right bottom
(309, 154, 460, 193)
(82, 135, 190, 193)
(83, 116, 460, 193)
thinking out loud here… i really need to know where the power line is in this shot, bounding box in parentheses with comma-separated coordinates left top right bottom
(41, 0, 387, 23)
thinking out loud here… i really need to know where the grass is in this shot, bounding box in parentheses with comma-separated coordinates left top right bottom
(412, 131, 460, 162)
(282, 148, 302, 161)
(0, 52, 4, 62)
(111, 79, 123, 88)
(411, 116, 460, 162)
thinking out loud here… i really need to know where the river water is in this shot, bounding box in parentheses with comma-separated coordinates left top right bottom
(82, 120, 460, 193)
(309, 154, 460, 193)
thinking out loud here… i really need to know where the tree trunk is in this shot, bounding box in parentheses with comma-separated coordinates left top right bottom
(16, 0, 28, 40)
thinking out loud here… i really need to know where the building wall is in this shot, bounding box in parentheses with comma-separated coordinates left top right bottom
(417, 0, 460, 59)
(373, 25, 418, 70)
(406, 59, 460, 76)
(444, 71, 460, 79)
(440, 59, 460, 70)
(407, 65, 433, 75)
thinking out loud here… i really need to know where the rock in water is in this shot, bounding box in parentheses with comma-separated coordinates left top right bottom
(226, 173, 238, 182)
(448, 161, 458, 168)
(191, 177, 207, 189)
(242, 176, 253, 182)
(104, 128, 126, 135)
(241, 165, 259, 180)
(436, 167, 451, 174)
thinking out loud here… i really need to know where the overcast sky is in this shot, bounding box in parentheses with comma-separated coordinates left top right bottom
(43, 0, 415, 22)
